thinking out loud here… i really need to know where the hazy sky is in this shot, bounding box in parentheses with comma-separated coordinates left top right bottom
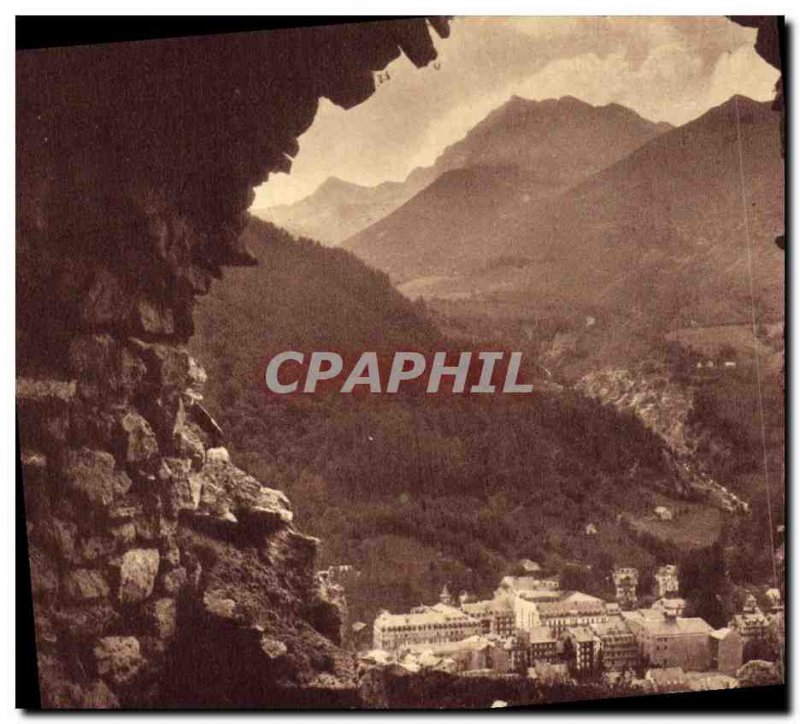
(253, 17, 779, 208)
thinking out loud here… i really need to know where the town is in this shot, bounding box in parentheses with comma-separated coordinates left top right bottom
(350, 561, 784, 695)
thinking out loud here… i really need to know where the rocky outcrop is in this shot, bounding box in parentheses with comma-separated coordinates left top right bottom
(17, 19, 449, 708)
(576, 368, 749, 514)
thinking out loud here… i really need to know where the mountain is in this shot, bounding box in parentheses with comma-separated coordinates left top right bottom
(342, 95, 672, 279)
(252, 176, 425, 246)
(255, 95, 670, 248)
(191, 217, 440, 404)
(437, 96, 784, 328)
(190, 217, 737, 631)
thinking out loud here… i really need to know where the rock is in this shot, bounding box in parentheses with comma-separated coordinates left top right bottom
(137, 298, 175, 336)
(203, 589, 238, 621)
(16, 378, 74, 451)
(110, 522, 137, 546)
(118, 549, 160, 604)
(173, 421, 206, 469)
(260, 635, 288, 660)
(48, 517, 79, 562)
(183, 357, 207, 407)
(53, 603, 119, 640)
(68, 334, 146, 402)
(63, 448, 132, 509)
(29, 547, 60, 598)
(128, 339, 190, 391)
(160, 457, 202, 511)
(161, 566, 188, 596)
(79, 267, 128, 328)
(79, 536, 116, 563)
(118, 411, 159, 463)
(147, 598, 177, 640)
(189, 402, 223, 442)
(64, 569, 110, 601)
(193, 459, 293, 530)
(94, 636, 144, 686)
(205, 447, 230, 463)
(78, 681, 120, 709)
(21, 449, 47, 480)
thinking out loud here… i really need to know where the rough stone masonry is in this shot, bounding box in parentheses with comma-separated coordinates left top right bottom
(16, 19, 449, 708)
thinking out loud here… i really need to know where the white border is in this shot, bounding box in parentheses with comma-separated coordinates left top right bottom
(3, 5, 795, 721)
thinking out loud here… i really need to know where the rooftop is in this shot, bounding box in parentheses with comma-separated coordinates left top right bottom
(375, 603, 476, 628)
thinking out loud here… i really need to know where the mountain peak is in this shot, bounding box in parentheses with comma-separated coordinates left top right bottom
(317, 176, 366, 194)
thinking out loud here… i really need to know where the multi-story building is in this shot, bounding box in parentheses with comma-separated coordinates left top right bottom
(495, 575, 561, 599)
(373, 603, 483, 652)
(589, 620, 640, 671)
(563, 626, 600, 674)
(654, 564, 680, 598)
(612, 567, 639, 609)
(729, 594, 771, 647)
(652, 597, 686, 617)
(624, 607, 712, 670)
(709, 627, 743, 675)
(460, 595, 516, 637)
(517, 626, 560, 667)
(517, 591, 609, 635)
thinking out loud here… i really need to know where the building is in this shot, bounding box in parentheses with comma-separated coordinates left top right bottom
(590, 620, 640, 671)
(624, 608, 713, 670)
(402, 634, 515, 674)
(460, 595, 516, 638)
(585, 523, 598, 535)
(518, 626, 560, 666)
(439, 584, 453, 606)
(652, 598, 686, 618)
(515, 590, 609, 634)
(373, 603, 482, 652)
(563, 626, 600, 674)
(654, 564, 680, 598)
(612, 567, 639, 609)
(765, 588, 783, 613)
(729, 594, 771, 647)
(495, 575, 561, 599)
(645, 666, 689, 693)
(709, 628, 743, 675)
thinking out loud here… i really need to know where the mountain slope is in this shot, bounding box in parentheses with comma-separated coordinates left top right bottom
(256, 95, 669, 250)
(471, 95, 785, 326)
(252, 176, 424, 246)
(190, 217, 733, 631)
(343, 96, 671, 279)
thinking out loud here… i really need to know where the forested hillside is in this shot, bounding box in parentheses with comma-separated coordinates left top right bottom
(191, 219, 735, 630)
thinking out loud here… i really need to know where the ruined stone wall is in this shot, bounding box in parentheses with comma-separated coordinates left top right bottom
(16, 19, 448, 708)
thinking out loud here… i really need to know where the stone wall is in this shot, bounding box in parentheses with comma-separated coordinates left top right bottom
(16, 19, 448, 708)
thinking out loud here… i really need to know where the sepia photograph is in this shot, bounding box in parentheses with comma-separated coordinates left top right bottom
(14, 13, 785, 711)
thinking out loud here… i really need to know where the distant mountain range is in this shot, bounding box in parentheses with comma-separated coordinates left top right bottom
(343, 95, 784, 334)
(342, 95, 671, 276)
(254, 95, 671, 246)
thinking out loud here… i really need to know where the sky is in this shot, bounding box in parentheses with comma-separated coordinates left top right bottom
(252, 17, 779, 209)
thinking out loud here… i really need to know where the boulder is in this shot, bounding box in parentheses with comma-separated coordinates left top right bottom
(146, 598, 177, 640)
(203, 589, 239, 621)
(68, 334, 147, 402)
(260, 635, 288, 660)
(63, 569, 110, 601)
(205, 447, 230, 463)
(63, 448, 132, 509)
(118, 549, 160, 604)
(118, 411, 159, 463)
(94, 636, 144, 686)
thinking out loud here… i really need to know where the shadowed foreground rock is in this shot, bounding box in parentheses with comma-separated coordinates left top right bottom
(16, 19, 448, 709)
